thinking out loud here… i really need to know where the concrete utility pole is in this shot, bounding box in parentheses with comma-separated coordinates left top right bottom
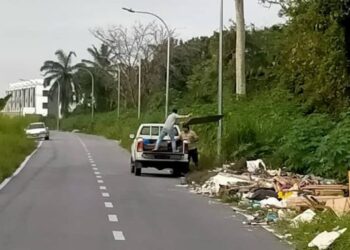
(235, 0, 246, 96)
(122, 7, 171, 119)
(217, 0, 224, 158)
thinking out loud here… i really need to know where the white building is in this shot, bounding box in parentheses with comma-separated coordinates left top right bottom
(2, 79, 51, 117)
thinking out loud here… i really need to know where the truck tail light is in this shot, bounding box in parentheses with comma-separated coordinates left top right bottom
(137, 139, 144, 152)
(183, 140, 189, 154)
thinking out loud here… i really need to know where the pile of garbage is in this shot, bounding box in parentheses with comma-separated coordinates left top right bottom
(190, 159, 350, 249)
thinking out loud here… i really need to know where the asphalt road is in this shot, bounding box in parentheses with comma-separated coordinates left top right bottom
(0, 132, 289, 250)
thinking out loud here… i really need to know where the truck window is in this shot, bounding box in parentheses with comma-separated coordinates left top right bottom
(140, 126, 151, 135)
(151, 126, 160, 136)
(160, 126, 179, 136)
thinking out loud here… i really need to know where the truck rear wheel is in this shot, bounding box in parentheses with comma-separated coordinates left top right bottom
(130, 158, 135, 173)
(182, 162, 190, 175)
(135, 161, 142, 176)
(173, 168, 181, 177)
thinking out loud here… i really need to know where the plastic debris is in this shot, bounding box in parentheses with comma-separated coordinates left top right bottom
(248, 188, 278, 201)
(265, 211, 278, 223)
(260, 197, 287, 208)
(246, 159, 266, 173)
(197, 172, 252, 196)
(291, 209, 316, 227)
(308, 228, 347, 250)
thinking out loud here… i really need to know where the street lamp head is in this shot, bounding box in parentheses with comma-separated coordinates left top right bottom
(122, 7, 135, 13)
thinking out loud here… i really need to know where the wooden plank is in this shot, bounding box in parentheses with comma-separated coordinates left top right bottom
(315, 190, 345, 196)
(286, 196, 344, 208)
(301, 185, 348, 190)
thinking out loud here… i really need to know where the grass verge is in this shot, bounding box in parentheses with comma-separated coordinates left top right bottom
(275, 212, 350, 249)
(0, 115, 36, 182)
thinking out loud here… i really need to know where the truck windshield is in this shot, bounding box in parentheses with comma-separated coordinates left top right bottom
(28, 124, 45, 129)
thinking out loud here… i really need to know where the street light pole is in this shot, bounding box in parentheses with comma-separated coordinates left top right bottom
(57, 82, 60, 130)
(122, 7, 171, 119)
(218, 0, 223, 158)
(138, 59, 142, 119)
(117, 67, 121, 118)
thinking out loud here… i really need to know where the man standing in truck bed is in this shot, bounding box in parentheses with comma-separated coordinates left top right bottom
(153, 109, 191, 152)
(180, 124, 199, 167)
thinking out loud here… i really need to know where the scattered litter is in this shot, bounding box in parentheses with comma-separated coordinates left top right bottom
(260, 197, 286, 208)
(308, 228, 347, 250)
(197, 172, 252, 196)
(188, 160, 350, 247)
(248, 188, 278, 201)
(265, 211, 278, 223)
(176, 184, 189, 188)
(291, 209, 316, 227)
(247, 159, 266, 173)
(267, 169, 281, 176)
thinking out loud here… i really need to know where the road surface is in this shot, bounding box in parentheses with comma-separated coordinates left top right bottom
(0, 132, 289, 250)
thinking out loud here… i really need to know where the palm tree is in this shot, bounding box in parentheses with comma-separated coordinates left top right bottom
(82, 44, 118, 110)
(40, 50, 81, 116)
(83, 44, 113, 70)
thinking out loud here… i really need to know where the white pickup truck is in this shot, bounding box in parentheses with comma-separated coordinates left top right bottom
(130, 123, 189, 176)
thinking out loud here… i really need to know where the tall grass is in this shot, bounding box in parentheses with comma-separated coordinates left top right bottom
(0, 115, 36, 181)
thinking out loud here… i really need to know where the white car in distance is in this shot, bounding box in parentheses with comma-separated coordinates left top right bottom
(25, 122, 50, 140)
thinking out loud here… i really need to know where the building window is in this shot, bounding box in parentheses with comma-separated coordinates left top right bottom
(43, 90, 49, 97)
(42, 103, 48, 109)
(33, 88, 36, 107)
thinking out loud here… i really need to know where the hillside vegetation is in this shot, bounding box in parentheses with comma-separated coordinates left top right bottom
(46, 0, 350, 180)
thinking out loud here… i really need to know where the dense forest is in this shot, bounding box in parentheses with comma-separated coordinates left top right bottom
(42, 0, 350, 180)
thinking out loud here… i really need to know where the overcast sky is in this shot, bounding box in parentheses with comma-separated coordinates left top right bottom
(0, 0, 282, 95)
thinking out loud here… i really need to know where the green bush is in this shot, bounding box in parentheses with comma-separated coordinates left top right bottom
(278, 114, 334, 174)
(316, 113, 350, 180)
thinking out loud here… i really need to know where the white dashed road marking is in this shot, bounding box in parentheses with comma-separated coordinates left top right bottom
(113, 231, 125, 241)
(104, 202, 114, 208)
(108, 214, 119, 222)
(77, 136, 126, 242)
